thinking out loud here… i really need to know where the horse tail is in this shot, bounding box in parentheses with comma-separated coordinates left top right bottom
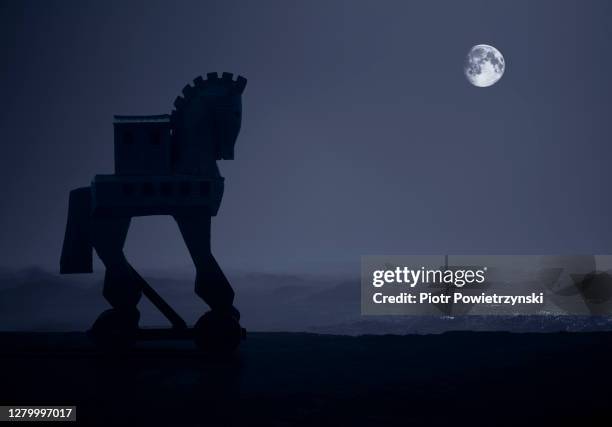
(60, 187, 93, 274)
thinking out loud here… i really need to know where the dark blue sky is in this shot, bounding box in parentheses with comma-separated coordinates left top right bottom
(2, 0, 612, 274)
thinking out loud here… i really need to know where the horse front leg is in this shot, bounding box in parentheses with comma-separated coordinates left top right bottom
(174, 215, 239, 319)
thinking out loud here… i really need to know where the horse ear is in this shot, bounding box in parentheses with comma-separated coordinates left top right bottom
(235, 76, 247, 94)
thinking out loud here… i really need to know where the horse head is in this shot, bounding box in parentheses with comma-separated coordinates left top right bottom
(171, 72, 247, 176)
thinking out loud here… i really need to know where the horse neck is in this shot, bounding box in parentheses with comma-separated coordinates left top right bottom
(173, 113, 220, 178)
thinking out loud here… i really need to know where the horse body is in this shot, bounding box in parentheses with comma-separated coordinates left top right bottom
(60, 73, 247, 331)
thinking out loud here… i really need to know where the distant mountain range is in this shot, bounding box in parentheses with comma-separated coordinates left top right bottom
(1, 268, 611, 334)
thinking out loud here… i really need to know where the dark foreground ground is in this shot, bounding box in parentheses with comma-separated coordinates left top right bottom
(1, 331, 611, 426)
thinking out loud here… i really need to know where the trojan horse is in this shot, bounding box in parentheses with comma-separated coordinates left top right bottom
(60, 72, 247, 351)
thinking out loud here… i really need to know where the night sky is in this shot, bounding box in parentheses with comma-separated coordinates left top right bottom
(2, 0, 612, 274)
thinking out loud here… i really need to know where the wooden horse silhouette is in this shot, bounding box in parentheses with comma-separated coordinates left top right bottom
(60, 72, 247, 352)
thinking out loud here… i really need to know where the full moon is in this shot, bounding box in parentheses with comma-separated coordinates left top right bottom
(464, 44, 505, 87)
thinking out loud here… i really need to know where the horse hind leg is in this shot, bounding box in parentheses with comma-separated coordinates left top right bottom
(90, 216, 144, 311)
